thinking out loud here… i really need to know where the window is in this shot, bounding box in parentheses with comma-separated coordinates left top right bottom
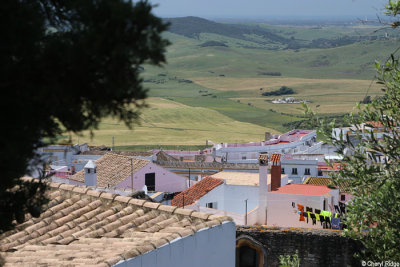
(281, 168, 285, 174)
(206, 202, 217, 209)
(242, 156, 247, 160)
(318, 170, 323, 176)
(291, 168, 298, 175)
(145, 173, 156, 191)
(87, 169, 91, 174)
(341, 194, 346, 201)
(304, 168, 310, 175)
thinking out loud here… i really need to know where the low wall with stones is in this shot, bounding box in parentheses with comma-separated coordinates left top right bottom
(236, 226, 362, 267)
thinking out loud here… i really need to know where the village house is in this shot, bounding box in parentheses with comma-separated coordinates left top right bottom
(280, 153, 319, 183)
(53, 153, 191, 193)
(212, 129, 317, 163)
(171, 153, 288, 226)
(266, 183, 340, 229)
(0, 178, 235, 266)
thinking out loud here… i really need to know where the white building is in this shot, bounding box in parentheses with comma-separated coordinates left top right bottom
(172, 153, 288, 226)
(281, 154, 319, 183)
(212, 129, 317, 163)
(267, 183, 339, 229)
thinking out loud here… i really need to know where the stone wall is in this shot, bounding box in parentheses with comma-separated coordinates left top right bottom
(236, 226, 362, 267)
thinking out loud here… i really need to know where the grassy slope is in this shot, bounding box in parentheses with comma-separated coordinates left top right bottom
(65, 98, 274, 146)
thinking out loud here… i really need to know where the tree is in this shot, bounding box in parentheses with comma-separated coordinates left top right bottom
(303, 2, 400, 260)
(0, 0, 169, 233)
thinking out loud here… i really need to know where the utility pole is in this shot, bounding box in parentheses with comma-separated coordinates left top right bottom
(131, 158, 134, 193)
(245, 199, 248, 225)
(112, 136, 115, 151)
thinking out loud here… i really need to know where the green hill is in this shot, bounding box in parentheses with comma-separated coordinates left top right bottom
(166, 16, 290, 46)
(65, 18, 399, 147)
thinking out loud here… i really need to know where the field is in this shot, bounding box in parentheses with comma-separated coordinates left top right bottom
(64, 17, 397, 148)
(64, 98, 275, 147)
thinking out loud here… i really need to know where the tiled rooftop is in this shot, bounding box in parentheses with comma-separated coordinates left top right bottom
(270, 183, 334, 196)
(0, 178, 231, 266)
(81, 150, 153, 157)
(69, 153, 149, 187)
(303, 177, 351, 193)
(171, 177, 224, 207)
(211, 171, 261, 186)
(155, 151, 179, 162)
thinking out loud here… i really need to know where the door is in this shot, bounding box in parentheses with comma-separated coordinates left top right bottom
(145, 173, 155, 191)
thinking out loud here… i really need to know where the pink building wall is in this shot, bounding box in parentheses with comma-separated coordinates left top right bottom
(115, 162, 188, 192)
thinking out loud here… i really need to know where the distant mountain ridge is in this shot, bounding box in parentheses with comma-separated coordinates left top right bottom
(165, 16, 389, 50)
(165, 16, 290, 45)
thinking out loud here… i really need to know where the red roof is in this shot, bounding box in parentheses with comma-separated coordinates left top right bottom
(318, 163, 343, 171)
(270, 153, 281, 162)
(365, 121, 384, 128)
(171, 177, 223, 207)
(270, 184, 333, 196)
(276, 141, 289, 144)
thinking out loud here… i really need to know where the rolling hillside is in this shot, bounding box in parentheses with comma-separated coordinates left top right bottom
(66, 17, 397, 147)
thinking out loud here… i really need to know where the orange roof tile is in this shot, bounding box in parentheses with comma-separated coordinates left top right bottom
(0, 177, 232, 266)
(303, 177, 351, 193)
(171, 177, 224, 207)
(270, 183, 334, 196)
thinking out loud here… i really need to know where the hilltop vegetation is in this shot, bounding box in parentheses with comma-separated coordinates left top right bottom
(262, 86, 295, 96)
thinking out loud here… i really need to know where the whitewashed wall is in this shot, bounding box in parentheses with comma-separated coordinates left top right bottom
(114, 221, 236, 267)
(266, 189, 339, 229)
(195, 184, 258, 214)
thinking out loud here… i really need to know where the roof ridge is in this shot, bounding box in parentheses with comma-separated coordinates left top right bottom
(21, 177, 232, 223)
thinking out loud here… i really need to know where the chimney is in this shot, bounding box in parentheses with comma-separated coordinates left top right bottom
(270, 153, 282, 191)
(258, 153, 268, 225)
(84, 160, 97, 186)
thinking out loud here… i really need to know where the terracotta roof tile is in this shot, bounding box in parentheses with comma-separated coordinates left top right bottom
(171, 177, 223, 207)
(303, 177, 351, 193)
(69, 152, 149, 187)
(271, 183, 334, 196)
(0, 178, 231, 266)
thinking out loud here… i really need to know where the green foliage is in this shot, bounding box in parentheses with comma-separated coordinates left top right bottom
(0, 0, 168, 232)
(360, 95, 372, 104)
(304, 53, 400, 262)
(301, 3, 400, 260)
(279, 251, 300, 267)
(200, 41, 228, 47)
(262, 86, 295, 96)
(257, 71, 282, 76)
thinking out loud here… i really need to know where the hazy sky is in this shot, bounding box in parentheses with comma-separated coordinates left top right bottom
(151, 0, 387, 19)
